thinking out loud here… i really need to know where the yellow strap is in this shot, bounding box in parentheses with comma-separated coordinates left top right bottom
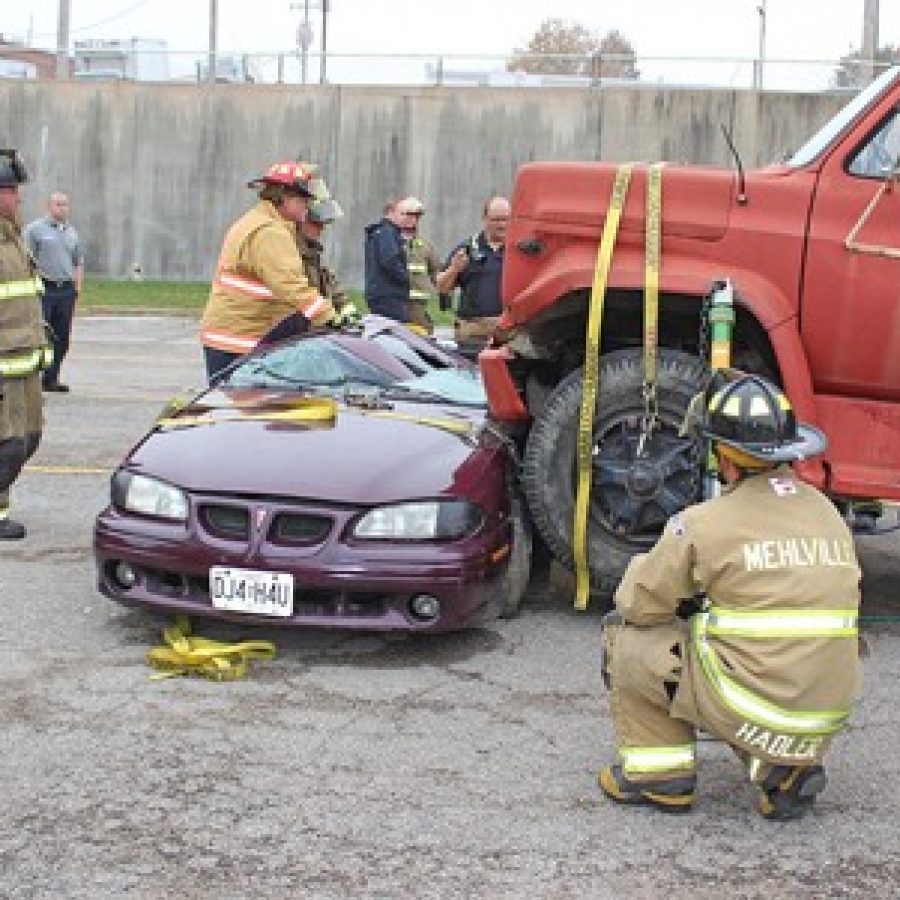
(147, 615, 276, 681)
(352, 408, 473, 436)
(155, 397, 338, 430)
(574, 163, 633, 610)
(156, 396, 472, 438)
(644, 163, 664, 390)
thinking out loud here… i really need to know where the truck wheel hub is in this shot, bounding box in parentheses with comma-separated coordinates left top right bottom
(589, 417, 698, 542)
(626, 460, 661, 498)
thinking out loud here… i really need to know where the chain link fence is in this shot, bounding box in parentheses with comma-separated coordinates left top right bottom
(5, 46, 894, 92)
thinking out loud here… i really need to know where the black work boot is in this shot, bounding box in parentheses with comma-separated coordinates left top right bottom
(757, 765, 827, 821)
(598, 764, 696, 814)
(0, 518, 26, 540)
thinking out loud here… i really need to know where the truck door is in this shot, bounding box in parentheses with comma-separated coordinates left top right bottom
(801, 104, 900, 401)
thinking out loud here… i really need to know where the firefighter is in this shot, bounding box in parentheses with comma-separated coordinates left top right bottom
(0, 149, 49, 539)
(397, 196, 441, 335)
(297, 194, 353, 319)
(599, 372, 861, 821)
(200, 160, 335, 381)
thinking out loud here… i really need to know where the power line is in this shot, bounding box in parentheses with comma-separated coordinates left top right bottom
(34, 0, 151, 39)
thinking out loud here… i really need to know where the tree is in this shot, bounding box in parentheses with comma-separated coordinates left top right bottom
(508, 18, 639, 80)
(833, 45, 900, 89)
(594, 30, 640, 80)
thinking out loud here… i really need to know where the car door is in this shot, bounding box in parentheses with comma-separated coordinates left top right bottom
(801, 104, 900, 401)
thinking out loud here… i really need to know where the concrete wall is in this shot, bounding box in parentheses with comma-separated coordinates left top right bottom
(1, 81, 846, 287)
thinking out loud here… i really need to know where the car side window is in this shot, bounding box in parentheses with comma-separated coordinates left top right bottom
(848, 107, 900, 178)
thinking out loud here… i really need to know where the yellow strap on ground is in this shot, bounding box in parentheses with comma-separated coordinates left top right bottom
(574, 163, 633, 610)
(644, 163, 664, 391)
(155, 397, 338, 430)
(147, 615, 276, 681)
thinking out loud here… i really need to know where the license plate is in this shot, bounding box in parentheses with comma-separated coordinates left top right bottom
(209, 566, 294, 617)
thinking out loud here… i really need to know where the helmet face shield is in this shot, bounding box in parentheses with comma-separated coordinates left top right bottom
(307, 177, 329, 201)
(307, 197, 343, 225)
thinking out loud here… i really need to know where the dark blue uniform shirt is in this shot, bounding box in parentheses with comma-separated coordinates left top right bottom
(364, 218, 410, 322)
(445, 231, 503, 319)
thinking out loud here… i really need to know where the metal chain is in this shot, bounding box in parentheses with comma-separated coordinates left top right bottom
(636, 382, 659, 458)
(689, 296, 713, 495)
(697, 294, 711, 379)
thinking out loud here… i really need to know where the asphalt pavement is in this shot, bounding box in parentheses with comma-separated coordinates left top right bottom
(1, 315, 898, 900)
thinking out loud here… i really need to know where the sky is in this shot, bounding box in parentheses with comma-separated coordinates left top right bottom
(4, 0, 899, 87)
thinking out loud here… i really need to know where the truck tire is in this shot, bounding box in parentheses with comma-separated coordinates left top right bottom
(522, 348, 705, 597)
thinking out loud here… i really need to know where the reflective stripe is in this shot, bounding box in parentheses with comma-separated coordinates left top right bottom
(409, 289, 433, 301)
(707, 605, 858, 638)
(215, 271, 275, 300)
(619, 744, 696, 775)
(407, 263, 427, 274)
(693, 614, 849, 735)
(0, 277, 43, 300)
(302, 294, 329, 321)
(0, 348, 45, 377)
(200, 327, 258, 354)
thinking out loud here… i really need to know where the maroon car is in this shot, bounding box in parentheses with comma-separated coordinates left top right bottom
(95, 317, 531, 633)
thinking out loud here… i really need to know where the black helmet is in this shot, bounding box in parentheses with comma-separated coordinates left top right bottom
(0, 149, 28, 187)
(704, 372, 827, 465)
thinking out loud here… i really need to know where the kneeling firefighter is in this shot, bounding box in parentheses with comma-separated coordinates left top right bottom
(599, 371, 862, 821)
(0, 149, 50, 540)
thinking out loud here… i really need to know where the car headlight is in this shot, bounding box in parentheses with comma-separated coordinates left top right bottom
(111, 470, 189, 522)
(353, 499, 482, 540)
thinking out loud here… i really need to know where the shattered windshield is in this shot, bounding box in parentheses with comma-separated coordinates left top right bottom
(223, 332, 486, 408)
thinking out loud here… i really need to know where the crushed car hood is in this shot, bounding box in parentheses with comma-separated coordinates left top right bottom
(126, 397, 491, 504)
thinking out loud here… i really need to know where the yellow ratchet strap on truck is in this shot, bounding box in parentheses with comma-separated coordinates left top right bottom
(147, 615, 276, 681)
(643, 163, 664, 400)
(574, 163, 633, 610)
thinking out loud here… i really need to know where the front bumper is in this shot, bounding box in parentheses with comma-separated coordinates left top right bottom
(95, 503, 514, 634)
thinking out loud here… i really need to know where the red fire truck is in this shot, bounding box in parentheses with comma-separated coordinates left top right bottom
(482, 67, 900, 591)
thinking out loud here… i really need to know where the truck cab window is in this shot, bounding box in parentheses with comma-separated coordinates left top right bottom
(848, 108, 900, 178)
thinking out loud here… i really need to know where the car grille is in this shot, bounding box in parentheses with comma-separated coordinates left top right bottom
(200, 504, 250, 540)
(269, 512, 332, 545)
(197, 501, 334, 547)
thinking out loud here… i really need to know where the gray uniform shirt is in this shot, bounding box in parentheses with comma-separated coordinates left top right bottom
(24, 216, 83, 283)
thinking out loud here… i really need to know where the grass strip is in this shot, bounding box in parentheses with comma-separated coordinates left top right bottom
(78, 279, 455, 325)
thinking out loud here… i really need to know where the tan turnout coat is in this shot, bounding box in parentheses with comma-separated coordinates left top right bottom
(615, 465, 862, 766)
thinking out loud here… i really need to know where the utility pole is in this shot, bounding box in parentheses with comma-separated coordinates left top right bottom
(291, 1, 313, 85)
(754, 0, 767, 91)
(320, 0, 329, 85)
(56, 0, 70, 80)
(208, 0, 218, 84)
(862, 0, 880, 84)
